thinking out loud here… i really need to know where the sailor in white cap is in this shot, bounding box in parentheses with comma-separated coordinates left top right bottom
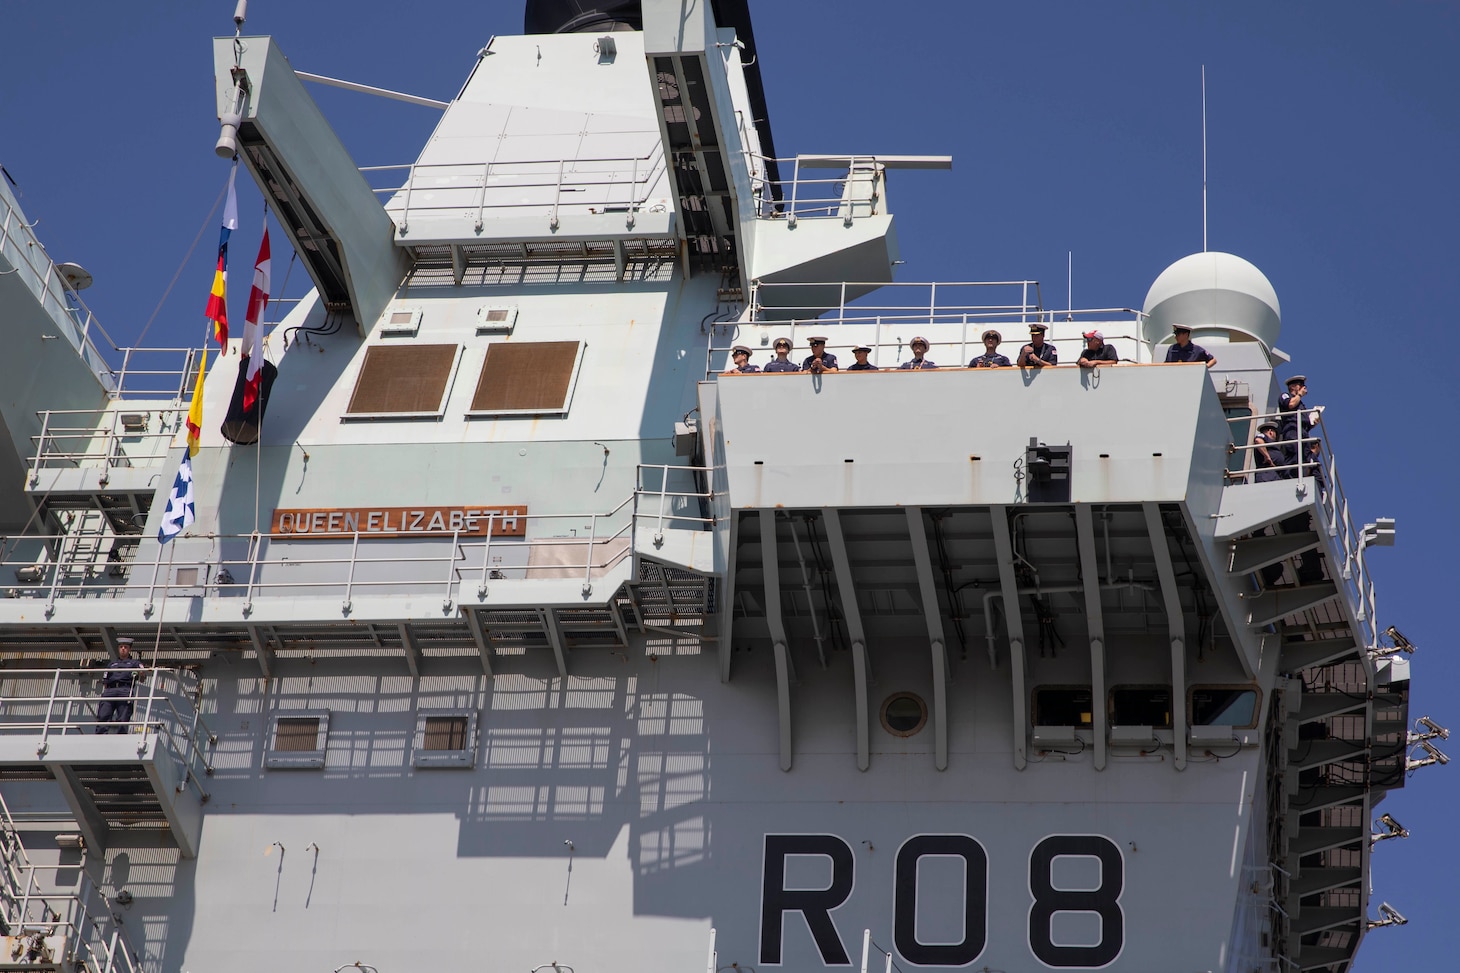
(801, 336, 839, 373)
(763, 337, 801, 373)
(899, 336, 937, 369)
(969, 329, 1011, 367)
(724, 345, 759, 374)
(1077, 329, 1118, 367)
(1165, 324, 1216, 368)
(96, 637, 143, 734)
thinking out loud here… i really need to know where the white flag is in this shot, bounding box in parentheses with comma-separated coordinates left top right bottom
(158, 455, 196, 543)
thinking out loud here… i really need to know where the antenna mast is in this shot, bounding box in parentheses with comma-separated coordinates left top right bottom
(1201, 65, 1208, 252)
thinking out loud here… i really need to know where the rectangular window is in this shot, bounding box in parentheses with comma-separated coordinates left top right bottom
(475, 306, 518, 334)
(422, 715, 469, 751)
(265, 712, 330, 768)
(413, 710, 477, 768)
(468, 341, 583, 417)
(379, 307, 423, 337)
(1109, 686, 1173, 729)
(1190, 687, 1260, 728)
(1033, 687, 1094, 727)
(344, 344, 460, 419)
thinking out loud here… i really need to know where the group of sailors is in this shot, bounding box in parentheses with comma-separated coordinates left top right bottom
(1252, 375, 1325, 484)
(724, 323, 1220, 374)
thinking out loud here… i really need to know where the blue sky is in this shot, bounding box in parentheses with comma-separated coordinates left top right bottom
(2, 2, 1456, 968)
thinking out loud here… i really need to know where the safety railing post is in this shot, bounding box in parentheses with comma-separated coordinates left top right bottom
(583, 513, 598, 596)
(343, 530, 360, 612)
(929, 281, 937, 325)
(38, 669, 60, 755)
(444, 528, 460, 610)
(839, 279, 847, 325)
(478, 514, 496, 598)
(475, 161, 491, 231)
(29, 411, 51, 486)
(138, 670, 157, 753)
(45, 542, 64, 615)
(655, 466, 669, 544)
(243, 529, 261, 612)
(550, 159, 565, 230)
(788, 157, 800, 227)
(400, 163, 415, 233)
(627, 155, 638, 228)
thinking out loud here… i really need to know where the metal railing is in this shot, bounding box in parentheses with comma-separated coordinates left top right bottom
(0, 792, 143, 973)
(28, 407, 186, 485)
(0, 668, 216, 798)
(1225, 409, 1379, 647)
(1, 469, 720, 610)
(368, 147, 670, 235)
(0, 180, 117, 394)
(747, 154, 894, 223)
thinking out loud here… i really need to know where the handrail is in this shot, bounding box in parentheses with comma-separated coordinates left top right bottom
(0, 668, 217, 801)
(28, 407, 185, 481)
(1225, 408, 1378, 648)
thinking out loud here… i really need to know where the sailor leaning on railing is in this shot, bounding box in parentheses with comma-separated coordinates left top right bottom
(95, 637, 143, 734)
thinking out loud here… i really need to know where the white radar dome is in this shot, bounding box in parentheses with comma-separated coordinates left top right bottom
(1142, 251, 1281, 350)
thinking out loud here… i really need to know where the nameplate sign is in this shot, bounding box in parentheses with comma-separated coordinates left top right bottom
(271, 505, 527, 538)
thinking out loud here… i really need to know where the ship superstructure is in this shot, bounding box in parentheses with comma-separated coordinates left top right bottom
(0, 3, 1437, 972)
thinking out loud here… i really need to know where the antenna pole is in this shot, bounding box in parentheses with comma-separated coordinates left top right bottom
(1201, 65, 1208, 252)
(1067, 251, 1073, 319)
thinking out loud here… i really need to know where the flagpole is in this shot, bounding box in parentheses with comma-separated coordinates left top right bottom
(254, 204, 268, 537)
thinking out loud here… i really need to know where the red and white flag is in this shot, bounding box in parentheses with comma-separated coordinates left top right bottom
(240, 229, 271, 411)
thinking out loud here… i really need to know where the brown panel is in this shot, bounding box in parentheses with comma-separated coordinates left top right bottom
(346, 344, 458, 415)
(275, 717, 321, 752)
(422, 716, 469, 751)
(470, 341, 580, 413)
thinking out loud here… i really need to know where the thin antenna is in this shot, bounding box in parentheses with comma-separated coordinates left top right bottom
(1201, 65, 1208, 252)
(1066, 251, 1073, 320)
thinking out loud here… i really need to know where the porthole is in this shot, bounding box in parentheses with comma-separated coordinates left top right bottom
(880, 692, 928, 737)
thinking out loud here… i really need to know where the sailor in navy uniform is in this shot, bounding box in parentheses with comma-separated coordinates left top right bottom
(802, 336, 839, 373)
(1277, 375, 1322, 478)
(763, 337, 800, 372)
(1077, 330, 1119, 367)
(1165, 324, 1217, 368)
(969, 329, 1011, 367)
(725, 345, 759, 373)
(899, 336, 937, 369)
(847, 346, 878, 370)
(1253, 420, 1282, 482)
(1016, 324, 1057, 367)
(96, 638, 143, 734)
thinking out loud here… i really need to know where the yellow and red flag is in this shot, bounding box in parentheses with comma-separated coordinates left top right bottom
(185, 348, 206, 457)
(204, 164, 239, 346)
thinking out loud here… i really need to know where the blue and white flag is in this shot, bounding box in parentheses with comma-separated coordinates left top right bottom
(158, 455, 196, 543)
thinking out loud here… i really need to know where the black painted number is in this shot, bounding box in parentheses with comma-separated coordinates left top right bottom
(1028, 835, 1123, 968)
(894, 834, 987, 965)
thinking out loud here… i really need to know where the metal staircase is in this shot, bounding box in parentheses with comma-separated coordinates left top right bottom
(0, 793, 143, 973)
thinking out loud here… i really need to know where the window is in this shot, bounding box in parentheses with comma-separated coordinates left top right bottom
(379, 307, 422, 337)
(1190, 687, 1259, 728)
(468, 341, 583, 416)
(1109, 686, 1172, 729)
(1033, 687, 1093, 728)
(879, 692, 927, 738)
(265, 712, 329, 768)
(344, 344, 460, 419)
(413, 710, 477, 768)
(475, 306, 518, 334)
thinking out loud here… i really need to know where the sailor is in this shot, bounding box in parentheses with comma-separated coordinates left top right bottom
(1016, 324, 1057, 368)
(802, 337, 839, 373)
(1165, 324, 1217, 368)
(1253, 420, 1282, 482)
(969, 329, 1011, 367)
(1077, 330, 1118, 367)
(1277, 376, 1322, 478)
(847, 346, 878, 370)
(96, 638, 143, 734)
(763, 337, 801, 372)
(724, 345, 759, 374)
(899, 336, 937, 369)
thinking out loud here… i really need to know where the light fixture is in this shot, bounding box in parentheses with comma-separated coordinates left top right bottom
(1415, 716, 1449, 741)
(1367, 902, 1408, 929)
(119, 413, 148, 433)
(1372, 625, 1417, 658)
(1371, 813, 1409, 844)
(54, 833, 85, 851)
(15, 565, 45, 584)
(1407, 739, 1450, 771)
(1361, 518, 1396, 549)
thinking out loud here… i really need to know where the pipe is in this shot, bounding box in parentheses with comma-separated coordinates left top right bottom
(786, 514, 826, 668)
